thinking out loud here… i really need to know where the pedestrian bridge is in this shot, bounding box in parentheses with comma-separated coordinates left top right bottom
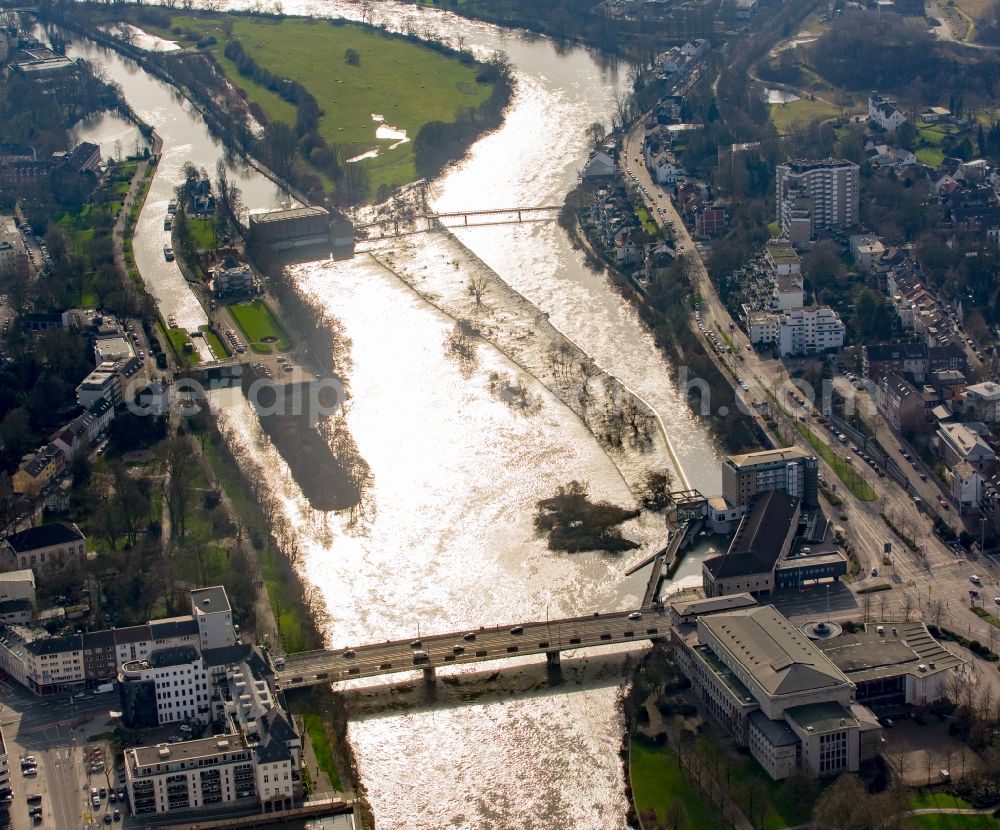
(276, 608, 668, 689)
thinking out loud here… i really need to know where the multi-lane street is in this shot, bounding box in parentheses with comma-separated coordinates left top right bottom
(278, 609, 668, 688)
(618, 124, 1000, 656)
(0, 684, 119, 830)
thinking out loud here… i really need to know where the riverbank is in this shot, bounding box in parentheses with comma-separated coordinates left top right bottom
(69, 4, 513, 204)
(565, 190, 761, 456)
(367, 227, 675, 500)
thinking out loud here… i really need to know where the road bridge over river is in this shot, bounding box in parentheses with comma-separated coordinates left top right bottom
(276, 608, 668, 689)
(357, 205, 562, 237)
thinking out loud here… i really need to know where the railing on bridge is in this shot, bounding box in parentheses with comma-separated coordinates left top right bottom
(356, 205, 562, 236)
(276, 608, 669, 690)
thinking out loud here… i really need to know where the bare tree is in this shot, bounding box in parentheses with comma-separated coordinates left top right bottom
(902, 591, 915, 622)
(467, 275, 489, 306)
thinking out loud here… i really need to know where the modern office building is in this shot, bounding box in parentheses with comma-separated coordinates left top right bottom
(776, 159, 860, 244)
(721, 447, 818, 510)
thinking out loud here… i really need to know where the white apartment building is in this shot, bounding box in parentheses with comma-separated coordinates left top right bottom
(119, 645, 212, 727)
(776, 159, 860, 244)
(963, 381, 1000, 423)
(765, 240, 801, 276)
(850, 234, 885, 274)
(748, 311, 778, 345)
(191, 586, 236, 651)
(0, 217, 27, 280)
(125, 647, 302, 818)
(778, 307, 846, 356)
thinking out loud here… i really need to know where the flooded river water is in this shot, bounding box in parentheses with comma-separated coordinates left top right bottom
(68, 3, 724, 825)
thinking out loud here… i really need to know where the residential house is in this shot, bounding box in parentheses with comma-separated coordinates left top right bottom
(849, 234, 885, 274)
(950, 460, 984, 511)
(868, 92, 906, 132)
(581, 150, 616, 179)
(695, 205, 727, 237)
(12, 444, 64, 496)
(937, 422, 996, 471)
(0, 522, 86, 573)
(962, 381, 1000, 423)
(875, 373, 926, 434)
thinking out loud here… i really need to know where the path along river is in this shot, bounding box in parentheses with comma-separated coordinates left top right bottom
(68, 3, 726, 826)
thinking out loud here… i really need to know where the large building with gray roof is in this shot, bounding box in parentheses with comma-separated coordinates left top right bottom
(672, 602, 882, 780)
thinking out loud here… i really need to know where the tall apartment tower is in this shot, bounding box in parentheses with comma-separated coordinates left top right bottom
(776, 159, 859, 245)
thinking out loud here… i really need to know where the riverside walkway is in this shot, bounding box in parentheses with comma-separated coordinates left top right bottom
(277, 607, 668, 689)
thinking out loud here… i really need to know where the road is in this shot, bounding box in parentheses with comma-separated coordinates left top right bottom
(618, 123, 1000, 654)
(0, 685, 120, 830)
(278, 608, 667, 688)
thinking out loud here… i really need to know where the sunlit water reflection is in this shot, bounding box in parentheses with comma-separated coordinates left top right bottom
(78, 2, 725, 825)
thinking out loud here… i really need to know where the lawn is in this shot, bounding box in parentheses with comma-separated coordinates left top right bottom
(770, 97, 842, 134)
(129, 12, 494, 196)
(630, 739, 723, 829)
(905, 815, 999, 829)
(916, 147, 946, 168)
(163, 324, 201, 367)
(793, 419, 877, 501)
(729, 756, 826, 830)
(185, 217, 217, 251)
(229, 299, 292, 352)
(200, 326, 230, 360)
(907, 792, 973, 811)
(636, 206, 657, 234)
(302, 712, 342, 792)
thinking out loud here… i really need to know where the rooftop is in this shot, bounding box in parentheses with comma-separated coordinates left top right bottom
(725, 446, 811, 470)
(766, 241, 800, 266)
(3, 522, 83, 553)
(700, 605, 852, 697)
(191, 586, 231, 614)
(786, 701, 859, 734)
(131, 733, 246, 768)
(816, 621, 964, 684)
(749, 709, 800, 747)
(670, 593, 758, 618)
(704, 491, 800, 579)
(249, 206, 328, 225)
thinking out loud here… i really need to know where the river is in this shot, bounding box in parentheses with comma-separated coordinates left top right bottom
(66, 4, 724, 827)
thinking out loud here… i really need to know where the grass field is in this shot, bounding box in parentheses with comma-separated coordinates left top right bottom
(302, 713, 342, 791)
(164, 326, 201, 366)
(793, 419, 877, 501)
(132, 12, 493, 196)
(229, 299, 292, 352)
(636, 206, 657, 234)
(630, 739, 723, 829)
(200, 326, 230, 360)
(908, 792, 974, 811)
(916, 147, 946, 167)
(185, 217, 217, 250)
(729, 756, 826, 830)
(770, 97, 841, 133)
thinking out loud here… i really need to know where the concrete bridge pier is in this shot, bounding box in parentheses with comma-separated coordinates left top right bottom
(423, 666, 436, 684)
(546, 651, 561, 667)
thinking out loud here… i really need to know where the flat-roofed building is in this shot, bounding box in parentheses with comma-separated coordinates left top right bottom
(817, 621, 965, 707)
(962, 381, 1000, 423)
(777, 159, 859, 243)
(722, 446, 818, 510)
(119, 645, 212, 728)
